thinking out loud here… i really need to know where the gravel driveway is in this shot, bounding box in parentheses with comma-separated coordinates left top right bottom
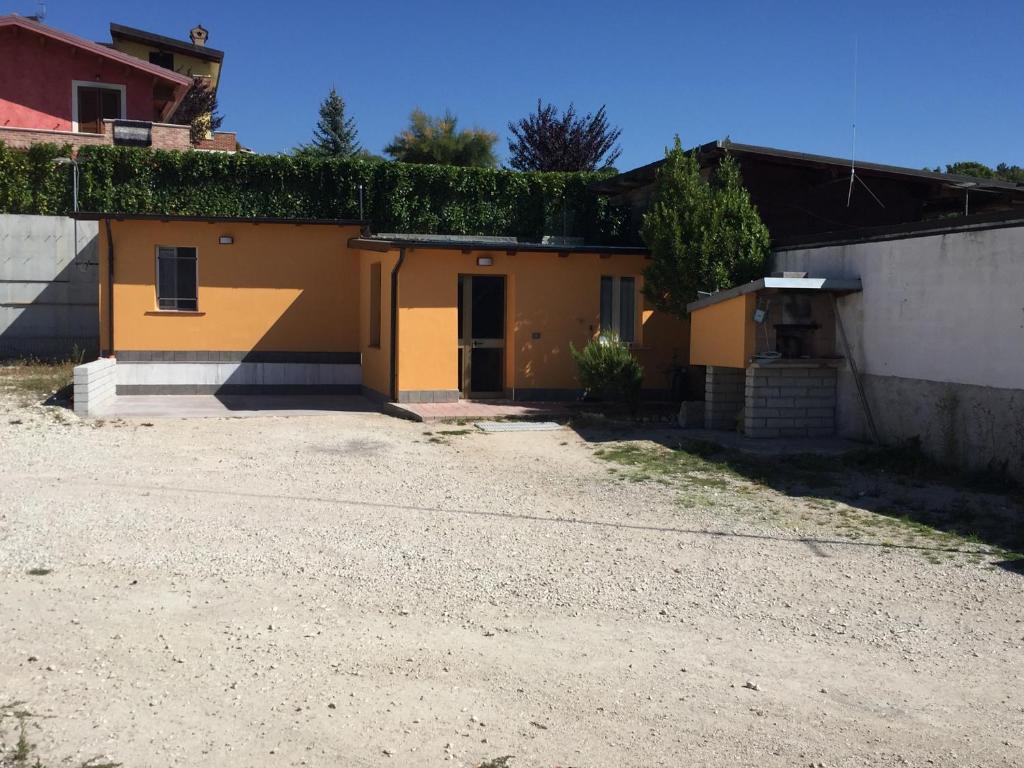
(0, 393, 1022, 768)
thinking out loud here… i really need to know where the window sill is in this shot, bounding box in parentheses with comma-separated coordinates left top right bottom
(145, 310, 206, 316)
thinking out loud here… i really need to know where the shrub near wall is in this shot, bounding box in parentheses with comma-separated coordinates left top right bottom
(0, 143, 629, 243)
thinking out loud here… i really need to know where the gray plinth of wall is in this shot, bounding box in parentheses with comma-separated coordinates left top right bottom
(744, 362, 838, 438)
(705, 365, 746, 430)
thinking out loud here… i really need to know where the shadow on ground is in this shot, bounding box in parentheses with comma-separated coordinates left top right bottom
(572, 419, 1024, 560)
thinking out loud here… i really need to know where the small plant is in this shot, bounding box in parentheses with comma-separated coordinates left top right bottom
(570, 332, 643, 409)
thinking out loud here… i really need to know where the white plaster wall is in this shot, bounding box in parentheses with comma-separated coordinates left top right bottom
(774, 224, 1024, 391)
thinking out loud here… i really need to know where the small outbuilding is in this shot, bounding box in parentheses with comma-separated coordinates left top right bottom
(81, 214, 688, 404)
(686, 275, 861, 437)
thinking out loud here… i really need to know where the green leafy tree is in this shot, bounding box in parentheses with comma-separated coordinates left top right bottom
(170, 76, 224, 144)
(385, 109, 498, 167)
(296, 87, 360, 158)
(641, 137, 770, 318)
(931, 161, 1024, 184)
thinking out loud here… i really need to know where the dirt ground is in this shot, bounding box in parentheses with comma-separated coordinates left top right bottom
(1, 381, 1022, 767)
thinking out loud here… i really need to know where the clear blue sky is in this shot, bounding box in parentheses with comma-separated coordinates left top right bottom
(10, 0, 1023, 171)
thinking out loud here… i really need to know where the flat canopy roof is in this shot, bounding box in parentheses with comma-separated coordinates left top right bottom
(349, 235, 649, 255)
(686, 276, 863, 313)
(74, 212, 367, 226)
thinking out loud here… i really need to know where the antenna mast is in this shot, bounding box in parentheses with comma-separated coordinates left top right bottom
(846, 36, 858, 207)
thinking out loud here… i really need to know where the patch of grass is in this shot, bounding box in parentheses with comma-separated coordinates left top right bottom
(0, 352, 85, 405)
(26, 568, 52, 576)
(437, 429, 472, 436)
(477, 758, 515, 768)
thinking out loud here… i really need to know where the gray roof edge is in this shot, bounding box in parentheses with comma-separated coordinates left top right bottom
(686, 276, 863, 313)
(349, 235, 649, 254)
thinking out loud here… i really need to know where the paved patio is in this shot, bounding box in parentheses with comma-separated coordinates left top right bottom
(384, 399, 572, 423)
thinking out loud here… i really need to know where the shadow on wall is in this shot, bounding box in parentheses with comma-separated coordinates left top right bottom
(0, 215, 100, 360)
(571, 423, 1024, 562)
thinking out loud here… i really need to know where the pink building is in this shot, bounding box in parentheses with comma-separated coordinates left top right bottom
(0, 14, 194, 151)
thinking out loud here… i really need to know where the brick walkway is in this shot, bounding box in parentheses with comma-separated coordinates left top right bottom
(384, 399, 572, 423)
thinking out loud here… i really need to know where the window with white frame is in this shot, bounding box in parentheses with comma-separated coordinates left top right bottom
(599, 276, 636, 343)
(156, 246, 198, 311)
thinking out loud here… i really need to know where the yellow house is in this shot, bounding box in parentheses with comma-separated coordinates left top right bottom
(81, 214, 688, 403)
(109, 23, 223, 139)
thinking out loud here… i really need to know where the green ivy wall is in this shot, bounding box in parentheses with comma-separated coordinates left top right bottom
(0, 143, 628, 244)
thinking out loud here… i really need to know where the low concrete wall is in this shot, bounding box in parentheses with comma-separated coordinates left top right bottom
(115, 360, 361, 394)
(0, 214, 99, 359)
(73, 357, 116, 417)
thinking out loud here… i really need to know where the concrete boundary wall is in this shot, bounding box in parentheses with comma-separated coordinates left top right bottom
(0, 214, 99, 359)
(773, 222, 1024, 480)
(73, 357, 116, 417)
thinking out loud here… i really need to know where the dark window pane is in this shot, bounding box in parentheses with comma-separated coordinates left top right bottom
(457, 275, 465, 342)
(149, 51, 174, 70)
(470, 276, 504, 339)
(176, 258, 197, 301)
(100, 89, 121, 120)
(619, 277, 635, 343)
(470, 347, 503, 393)
(157, 255, 176, 301)
(600, 276, 613, 332)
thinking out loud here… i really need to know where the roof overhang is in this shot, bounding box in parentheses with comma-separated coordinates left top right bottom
(0, 15, 193, 119)
(348, 235, 649, 256)
(109, 22, 224, 63)
(74, 212, 368, 227)
(592, 138, 1024, 197)
(686, 276, 863, 313)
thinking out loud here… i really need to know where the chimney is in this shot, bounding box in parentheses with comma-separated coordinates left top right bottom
(189, 24, 208, 46)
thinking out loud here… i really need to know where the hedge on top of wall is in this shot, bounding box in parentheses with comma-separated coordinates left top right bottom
(0, 142, 630, 243)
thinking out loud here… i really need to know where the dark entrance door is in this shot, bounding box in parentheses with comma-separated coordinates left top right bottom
(457, 275, 505, 398)
(76, 85, 122, 134)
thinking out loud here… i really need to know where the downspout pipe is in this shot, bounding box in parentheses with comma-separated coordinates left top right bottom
(388, 247, 406, 401)
(104, 218, 115, 357)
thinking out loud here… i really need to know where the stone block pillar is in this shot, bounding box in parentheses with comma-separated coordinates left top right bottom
(705, 365, 746, 430)
(744, 363, 837, 437)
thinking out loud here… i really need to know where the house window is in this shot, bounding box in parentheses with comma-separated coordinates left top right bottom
(149, 50, 174, 70)
(156, 246, 198, 311)
(74, 83, 124, 134)
(599, 276, 636, 343)
(369, 262, 382, 347)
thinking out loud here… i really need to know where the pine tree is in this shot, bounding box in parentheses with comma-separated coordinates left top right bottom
(641, 138, 770, 318)
(296, 87, 360, 157)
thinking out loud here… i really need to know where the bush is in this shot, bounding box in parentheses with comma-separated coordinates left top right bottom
(570, 333, 644, 407)
(0, 143, 629, 243)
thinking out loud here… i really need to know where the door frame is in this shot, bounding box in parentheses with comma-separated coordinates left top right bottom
(458, 274, 506, 399)
(71, 80, 126, 134)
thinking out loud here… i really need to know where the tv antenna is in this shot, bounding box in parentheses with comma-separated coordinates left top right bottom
(27, 1, 46, 22)
(845, 36, 885, 210)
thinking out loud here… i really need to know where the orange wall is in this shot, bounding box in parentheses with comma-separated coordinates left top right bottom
(689, 293, 755, 368)
(356, 248, 397, 398)
(100, 220, 362, 352)
(395, 248, 682, 394)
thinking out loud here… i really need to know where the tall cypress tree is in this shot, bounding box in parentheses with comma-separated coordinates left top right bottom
(296, 87, 360, 157)
(641, 137, 769, 318)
